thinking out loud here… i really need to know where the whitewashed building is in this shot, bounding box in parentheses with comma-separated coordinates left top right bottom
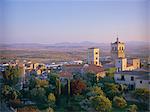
(114, 71, 149, 90)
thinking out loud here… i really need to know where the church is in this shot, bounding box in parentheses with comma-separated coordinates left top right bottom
(111, 38, 140, 72)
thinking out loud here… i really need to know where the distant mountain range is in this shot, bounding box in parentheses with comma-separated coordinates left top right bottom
(0, 41, 149, 49)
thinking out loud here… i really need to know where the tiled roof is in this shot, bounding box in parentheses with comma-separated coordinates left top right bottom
(115, 70, 149, 80)
(63, 64, 83, 68)
(59, 71, 72, 78)
(83, 64, 105, 74)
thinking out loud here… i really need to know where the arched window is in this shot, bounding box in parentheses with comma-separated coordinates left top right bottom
(119, 47, 121, 50)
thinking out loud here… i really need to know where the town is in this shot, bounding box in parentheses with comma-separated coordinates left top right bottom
(0, 38, 149, 112)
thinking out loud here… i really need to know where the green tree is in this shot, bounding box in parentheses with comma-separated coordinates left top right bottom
(2, 66, 21, 86)
(1, 85, 12, 101)
(85, 72, 97, 86)
(86, 86, 104, 97)
(113, 96, 127, 109)
(91, 95, 112, 112)
(28, 76, 36, 90)
(48, 73, 59, 92)
(103, 83, 121, 100)
(48, 72, 58, 86)
(41, 107, 54, 112)
(133, 88, 150, 104)
(30, 87, 46, 103)
(2, 85, 21, 101)
(133, 88, 150, 110)
(126, 104, 138, 112)
(36, 79, 49, 88)
(47, 93, 56, 108)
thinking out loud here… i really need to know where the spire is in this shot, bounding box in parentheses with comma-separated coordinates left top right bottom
(117, 37, 119, 43)
(116, 33, 119, 43)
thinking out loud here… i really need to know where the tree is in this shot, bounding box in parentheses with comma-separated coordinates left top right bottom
(126, 104, 138, 112)
(56, 79, 61, 95)
(133, 88, 150, 110)
(2, 85, 21, 101)
(30, 87, 46, 103)
(17, 106, 39, 112)
(41, 107, 54, 112)
(66, 95, 85, 111)
(48, 73, 59, 92)
(47, 93, 56, 108)
(71, 79, 86, 95)
(2, 66, 21, 86)
(105, 67, 116, 78)
(113, 96, 127, 109)
(48, 73, 58, 86)
(28, 76, 36, 90)
(80, 99, 91, 111)
(99, 76, 115, 84)
(103, 83, 121, 100)
(36, 79, 49, 88)
(85, 72, 97, 86)
(1, 85, 12, 101)
(91, 95, 112, 112)
(133, 88, 150, 104)
(86, 86, 104, 98)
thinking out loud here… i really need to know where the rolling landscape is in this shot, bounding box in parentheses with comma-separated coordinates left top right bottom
(0, 41, 149, 63)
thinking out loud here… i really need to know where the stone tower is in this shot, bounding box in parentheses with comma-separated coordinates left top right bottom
(87, 47, 100, 66)
(111, 38, 125, 61)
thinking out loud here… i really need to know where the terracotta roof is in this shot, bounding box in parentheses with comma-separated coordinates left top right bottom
(83, 64, 105, 74)
(59, 71, 72, 78)
(63, 64, 83, 68)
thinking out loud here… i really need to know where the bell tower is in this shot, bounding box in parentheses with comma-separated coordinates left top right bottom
(111, 38, 125, 61)
(87, 47, 100, 66)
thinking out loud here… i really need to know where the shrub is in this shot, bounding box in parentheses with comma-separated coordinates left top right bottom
(113, 96, 127, 108)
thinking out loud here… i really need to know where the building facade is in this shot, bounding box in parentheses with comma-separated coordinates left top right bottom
(111, 38, 125, 61)
(87, 47, 100, 66)
(115, 58, 140, 72)
(114, 71, 149, 90)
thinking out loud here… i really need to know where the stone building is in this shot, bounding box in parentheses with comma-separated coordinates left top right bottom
(114, 71, 149, 90)
(111, 38, 140, 72)
(115, 58, 140, 72)
(111, 37, 125, 61)
(87, 47, 101, 66)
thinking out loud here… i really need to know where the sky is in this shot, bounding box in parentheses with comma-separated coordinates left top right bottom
(0, 0, 149, 44)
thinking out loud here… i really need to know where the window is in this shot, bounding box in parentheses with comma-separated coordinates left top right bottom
(96, 57, 98, 60)
(130, 85, 134, 90)
(121, 75, 125, 81)
(119, 47, 121, 50)
(95, 52, 98, 54)
(140, 81, 142, 84)
(96, 61, 98, 65)
(131, 76, 134, 81)
(122, 47, 123, 50)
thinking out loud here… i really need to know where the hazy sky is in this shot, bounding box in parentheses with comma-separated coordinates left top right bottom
(0, 0, 149, 44)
